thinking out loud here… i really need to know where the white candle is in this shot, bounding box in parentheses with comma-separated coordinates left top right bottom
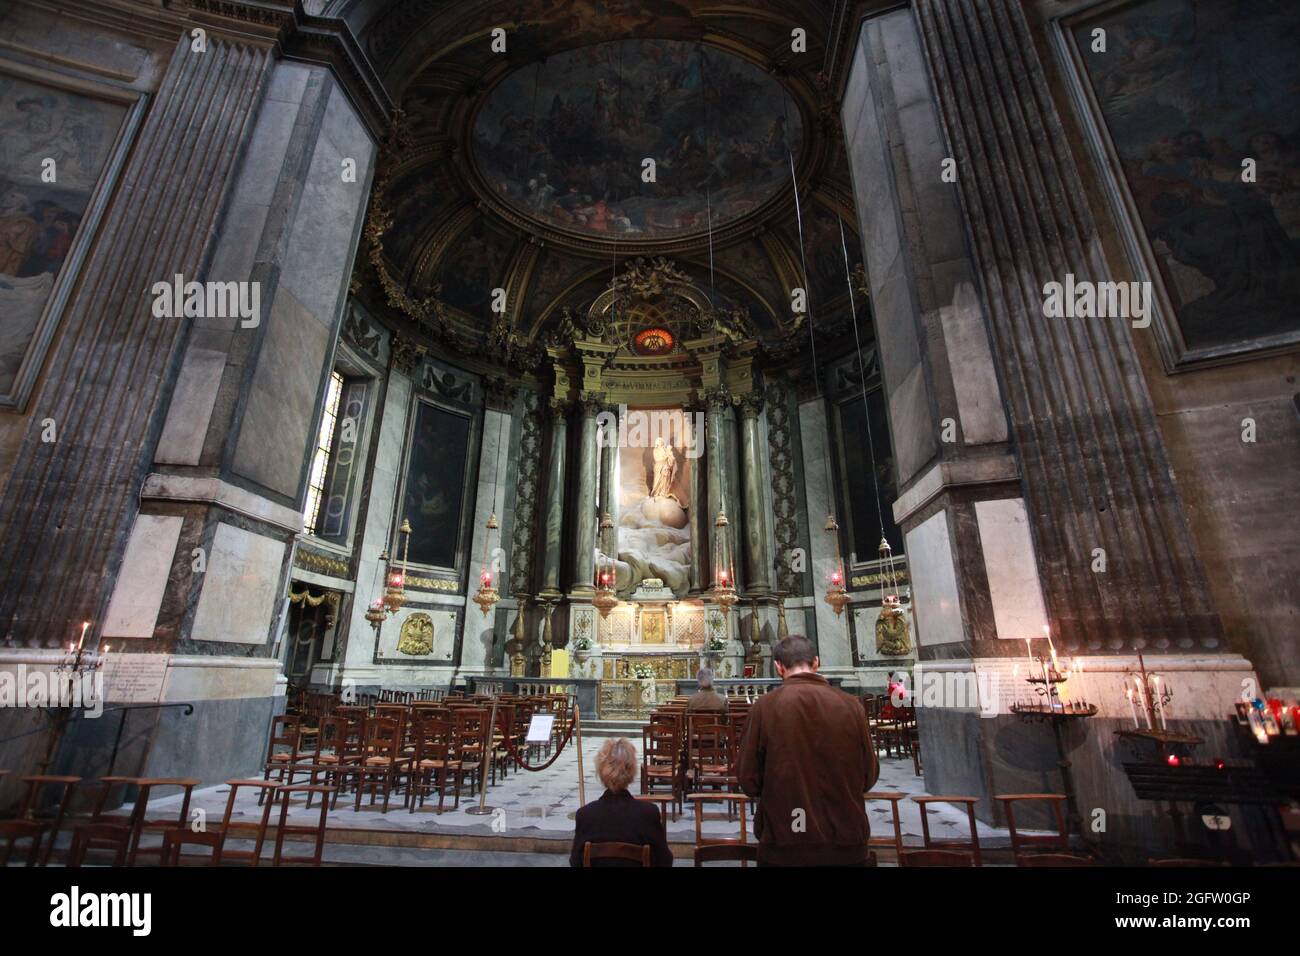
(1135, 676, 1152, 729)
(1154, 677, 1167, 731)
(77, 621, 89, 654)
(1126, 687, 1139, 728)
(1025, 638, 1034, 665)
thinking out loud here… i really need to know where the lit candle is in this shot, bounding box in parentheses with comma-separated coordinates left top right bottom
(1043, 624, 1056, 660)
(77, 621, 89, 655)
(1126, 687, 1139, 728)
(1025, 638, 1034, 665)
(1154, 676, 1167, 731)
(1134, 676, 1152, 730)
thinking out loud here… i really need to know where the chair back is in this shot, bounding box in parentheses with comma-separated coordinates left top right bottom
(694, 843, 758, 866)
(582, 841, 652, 867)
(899, 848, 976, 867)
(266, 715, 302, 761)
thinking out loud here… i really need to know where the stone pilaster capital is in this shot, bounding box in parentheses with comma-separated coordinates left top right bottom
(737, 390, 764, 419)
(389, 335, 427, 375)
(578, 394, 605, 417)
(548, 398, 572, 421)
(702, 385, 734, 411)
(484, 377, 518, 412)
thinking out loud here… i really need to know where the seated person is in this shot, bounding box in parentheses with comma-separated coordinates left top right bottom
(685, 667, 729, 713)
(570, 738, 673, 867)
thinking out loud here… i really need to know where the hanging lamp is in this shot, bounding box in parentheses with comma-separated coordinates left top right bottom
(383, 519, 412, 614)
(709, 507, 739, 615)
(593, 511, 619, 616)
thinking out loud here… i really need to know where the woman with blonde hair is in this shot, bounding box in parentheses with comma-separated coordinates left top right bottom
(570, 737, 673, 867)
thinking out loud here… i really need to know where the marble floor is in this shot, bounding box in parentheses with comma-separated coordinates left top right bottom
(117, 746, 1021, 865)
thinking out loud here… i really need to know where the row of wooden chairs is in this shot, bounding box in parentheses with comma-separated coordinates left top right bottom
(862, 694, 921, 773)
(263, 692, 574, 815)
(639, 706, 753, 820)
(0, 772, 330, 867)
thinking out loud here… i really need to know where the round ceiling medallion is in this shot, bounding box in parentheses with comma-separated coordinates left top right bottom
(633, 327, 675, 356)
(472, 39, 801, 240)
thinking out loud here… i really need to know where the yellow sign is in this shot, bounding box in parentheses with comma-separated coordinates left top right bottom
(548, 648, 569, 678)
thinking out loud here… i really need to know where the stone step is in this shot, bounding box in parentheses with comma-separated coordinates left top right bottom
(579, 718, 646, 737)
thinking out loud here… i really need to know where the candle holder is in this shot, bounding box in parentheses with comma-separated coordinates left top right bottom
(39, 623, 110, 777)
(1010, 654, 1097, 850)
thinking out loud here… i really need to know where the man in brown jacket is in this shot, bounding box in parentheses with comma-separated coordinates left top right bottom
(735, 634, 879, 866)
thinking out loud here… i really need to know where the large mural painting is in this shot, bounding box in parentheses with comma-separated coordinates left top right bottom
(0, 73, 129, 403)
(401, 400, 472, 570)
(1071, 0, 1300, 359)
(473, 39, 801, 239)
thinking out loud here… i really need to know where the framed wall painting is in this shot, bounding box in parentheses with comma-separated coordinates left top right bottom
(0, 62, 144, 409)
(1056, 0, 1300, 370)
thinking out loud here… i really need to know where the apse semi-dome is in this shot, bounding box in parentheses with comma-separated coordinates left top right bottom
(471, 39, 802, 240)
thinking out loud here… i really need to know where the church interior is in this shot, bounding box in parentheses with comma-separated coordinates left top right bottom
(0, 0, 1298, 884)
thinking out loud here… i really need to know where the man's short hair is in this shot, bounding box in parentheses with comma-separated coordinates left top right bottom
(773, 634, 817, 669)
(697, 667, 714, 688)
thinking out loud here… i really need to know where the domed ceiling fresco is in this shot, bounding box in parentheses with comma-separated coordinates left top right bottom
(471, 40, 802, 239)
(342, 0, 869, 370)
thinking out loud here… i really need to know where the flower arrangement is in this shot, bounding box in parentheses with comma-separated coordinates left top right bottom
(573, 635, 593, 651)
(633, 663, 655, 680)
(706, 634, 727, 652)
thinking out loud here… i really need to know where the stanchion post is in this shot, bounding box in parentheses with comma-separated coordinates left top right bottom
(466, 695, 500, 816)
(574, 702, 586, 808)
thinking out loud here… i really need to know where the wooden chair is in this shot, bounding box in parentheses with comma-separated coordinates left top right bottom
(581, 841, 652, 867)
(899, 848, 978, 867)
(634, 794, 676, 833)
(407, 717, 461, 814)
(318, 715, 365, 808)
(994, 793, 1074, 865)
(865, 791, 906, 865)
(451, 708, 488, 797)
(68, 823, 131, 867)
(1149, 858, 1232, 867)
(354, 716, 407, 813)
(271, 784, 335, 866)
(695, 843, 759, 866)
(124, 777, 201, 866)
(907, 795, 982, 866)
(692, 724, 736, 809)
(1019, 853, 1095, 867)
(262, 714, 310, 797)
(641, 725, 684, 820)
(0, 775, 81, 866)
(160, 827, 224, 866)
(687, 792, 752, 867)
(175, 778, 282, 866)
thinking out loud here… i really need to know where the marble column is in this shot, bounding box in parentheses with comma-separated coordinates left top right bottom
(598, 404, 618, 557)
(798, 396, 851, 672)
(569, 398, 601, 594)
(739, 392, 774, 595)
(459, 403, 511, 676)
(539, 400, 568, 597)
(703, 388, 731, 586)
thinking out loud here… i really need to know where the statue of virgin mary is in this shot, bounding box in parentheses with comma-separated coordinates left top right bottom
(649, 437, 678, 501)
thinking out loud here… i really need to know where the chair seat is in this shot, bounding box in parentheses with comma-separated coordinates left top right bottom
(418, 759, 460, 769)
